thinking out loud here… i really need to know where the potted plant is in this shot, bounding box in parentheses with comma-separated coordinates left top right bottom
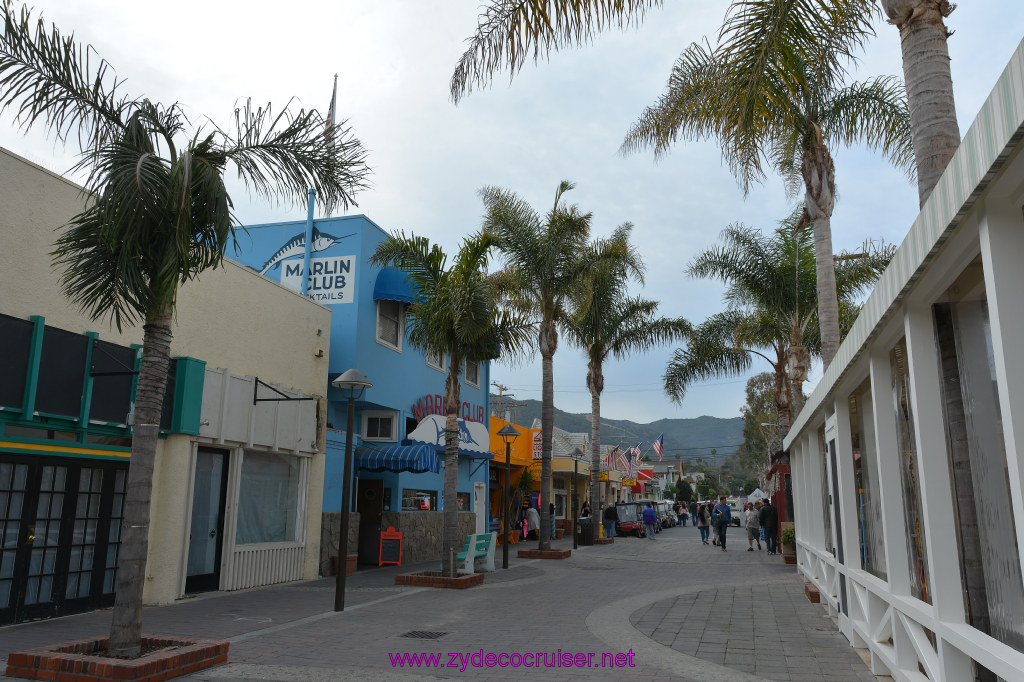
(780, 527, 797, 564)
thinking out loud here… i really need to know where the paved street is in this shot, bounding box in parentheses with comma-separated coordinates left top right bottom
(1, 524, 886, 681)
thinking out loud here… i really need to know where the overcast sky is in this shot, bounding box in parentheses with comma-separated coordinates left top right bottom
(3, 1, 1021, 425)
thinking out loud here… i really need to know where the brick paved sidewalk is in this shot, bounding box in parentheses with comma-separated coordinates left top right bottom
(1, 525, 885, 681)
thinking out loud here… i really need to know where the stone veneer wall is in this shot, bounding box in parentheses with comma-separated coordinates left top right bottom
(319, 512, 360, 577)
(380, 511, 477, 567)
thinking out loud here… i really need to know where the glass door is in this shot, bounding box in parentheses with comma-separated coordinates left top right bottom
(185, 447, 229, 593)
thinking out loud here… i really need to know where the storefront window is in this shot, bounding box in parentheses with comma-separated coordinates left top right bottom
(236, 451, 301, 544)
(457, 492, 470, 510)
(849, 378, 887, 580)
(402, 489, 436, 511)
(935, 256, 1024, 651)
(890, 338, 930, 603)
(376, 300, 402, 350)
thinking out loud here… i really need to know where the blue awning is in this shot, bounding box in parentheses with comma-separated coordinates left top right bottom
(355, 444, 440, 474)
(373, 266, 415, 303)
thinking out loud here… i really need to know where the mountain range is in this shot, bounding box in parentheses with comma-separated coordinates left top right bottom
(491, 396, 744, 463)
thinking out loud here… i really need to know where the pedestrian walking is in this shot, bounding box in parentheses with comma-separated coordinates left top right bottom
(689, 500, 698, 526)
(549, 502, 557, 540)
(603, 502, 618, 539)
(642, 502, 658, 541)
(714, 495, 732, 551)
(698, 503, 711, 544)
(745, 503, 761, 551)
(759, 497, 779, 555)
(525, 503, 540, 540)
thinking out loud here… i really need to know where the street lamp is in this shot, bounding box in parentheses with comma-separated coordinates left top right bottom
(497, 424, 520, 569)
(331, 368, 372, 611)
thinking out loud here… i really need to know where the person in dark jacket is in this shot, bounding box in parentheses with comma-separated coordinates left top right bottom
(713, 496, 732, 551)
(759, 497, 779, 555)
(603, 503, 619, 539)
(689, 501, 699, 526)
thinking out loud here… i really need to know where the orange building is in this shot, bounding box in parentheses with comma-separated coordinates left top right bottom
(487, 417, 539, 543)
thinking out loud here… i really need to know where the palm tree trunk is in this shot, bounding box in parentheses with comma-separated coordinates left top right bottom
(441, 358, 462, 575)
(788, 320, 808, 420)
(587, 359, 603, 525)
(802, 131, 840, 368)
(538, 320, 557, 551)
(108, 302, 173, 658)
(881, 0, 960, 206)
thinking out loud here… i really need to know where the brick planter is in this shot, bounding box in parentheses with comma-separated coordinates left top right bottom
(6, 635, 228, 681)
(805, 583, 821, 603)
(517, 549, 571, 559)
(395, 571, 484, 589)
(593, 537, 614, 545)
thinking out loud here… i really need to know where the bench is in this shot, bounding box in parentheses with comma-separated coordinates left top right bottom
(456, 532, 496, 574)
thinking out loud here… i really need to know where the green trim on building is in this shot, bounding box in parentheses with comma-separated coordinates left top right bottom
(21, 315, 45, 416)
(169, 356, 206, 435)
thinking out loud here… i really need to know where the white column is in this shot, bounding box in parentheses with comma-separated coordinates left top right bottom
(869, 348, 911, 596)
(832, 396, 861, 572)
(904, 304, 964, 622)
(978, 202, 1024, 559)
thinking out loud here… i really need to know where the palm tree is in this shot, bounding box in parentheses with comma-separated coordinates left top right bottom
(481, 180, 640, 550)
(370, 232, 532, 575)
(0, 4, 369, 656)
(621, 1, 912, 370)
(880, 0, 961, 206)
(664, 210, 893, 431)
(562, 224, 689, 520)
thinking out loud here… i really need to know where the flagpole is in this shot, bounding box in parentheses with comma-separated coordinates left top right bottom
(300, 188, 315, 296)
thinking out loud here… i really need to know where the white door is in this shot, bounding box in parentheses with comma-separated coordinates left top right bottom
(474, 481, 486, 535)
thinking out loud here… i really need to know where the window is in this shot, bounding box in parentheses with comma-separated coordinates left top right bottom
(465, 359, 480, 387)
(235, 451, 302, 544)
(848, 377, 886, 580)
(934, 256, 1024, 652)
(362, 412, 396, 442)
(457, 492, 471, 511)
(376, 300, 402, 350)
(890, 337, 929, 603)
(402, 488, 436, 511)
(425, 349, 444, 372)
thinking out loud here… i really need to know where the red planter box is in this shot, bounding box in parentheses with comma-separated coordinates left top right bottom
(6, 635, 228, 682)
(517, 549, 571, 559)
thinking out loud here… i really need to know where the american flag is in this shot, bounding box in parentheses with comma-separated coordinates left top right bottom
(617, 450, 632, 478)
(606, 445, 620, 468)
(653, 434, 664, 461)
(629, 442, 642, 458)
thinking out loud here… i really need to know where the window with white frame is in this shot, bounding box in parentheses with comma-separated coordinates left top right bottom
(235, 450, 304, 544)
(376, 300, 402, 350)
(465, 358, 480, 387)
(425, 349, 445, 372)
(362, 411, 397, 442)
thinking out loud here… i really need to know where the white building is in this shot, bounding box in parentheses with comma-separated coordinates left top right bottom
(784, 40, 1024, 681)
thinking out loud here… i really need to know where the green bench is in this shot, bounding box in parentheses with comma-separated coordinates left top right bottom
(456, 532, 496, 573)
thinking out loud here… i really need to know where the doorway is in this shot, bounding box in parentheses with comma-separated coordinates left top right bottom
(0, 455, 127, 625)
(185, 447, 229, 594)
(356, 479, 383, 564)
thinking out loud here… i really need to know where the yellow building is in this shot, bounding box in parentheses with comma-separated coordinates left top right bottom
(0, 149, 330, 624)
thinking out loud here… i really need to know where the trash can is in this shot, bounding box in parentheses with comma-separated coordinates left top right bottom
(578, 517, 595, 545)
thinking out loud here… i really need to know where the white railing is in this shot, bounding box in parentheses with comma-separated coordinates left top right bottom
(222, 542, 305, 590)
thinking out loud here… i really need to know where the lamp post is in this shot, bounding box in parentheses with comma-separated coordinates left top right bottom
(497, 424, 520, 569)
(331, 369, 372, 611)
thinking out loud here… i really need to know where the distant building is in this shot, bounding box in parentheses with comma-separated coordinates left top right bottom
(231, 215, 491, 567)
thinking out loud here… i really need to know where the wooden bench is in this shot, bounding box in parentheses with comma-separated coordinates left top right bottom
(456, 532, 496, 574)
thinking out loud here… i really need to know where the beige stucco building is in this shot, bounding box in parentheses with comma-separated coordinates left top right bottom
(0, 148, 330, 623)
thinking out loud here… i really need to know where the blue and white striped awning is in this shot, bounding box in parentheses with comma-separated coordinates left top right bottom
(355, 444, 440, 474)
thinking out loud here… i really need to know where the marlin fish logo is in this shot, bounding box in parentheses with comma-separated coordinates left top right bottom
(258, 227, 351, 275)
(430, 418, 481, 446)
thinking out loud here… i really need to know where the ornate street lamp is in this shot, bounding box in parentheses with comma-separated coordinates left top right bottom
(331, 368, 372, 611)
(497, 423, 520, 569)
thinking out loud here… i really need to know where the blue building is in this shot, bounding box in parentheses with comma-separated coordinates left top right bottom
(232, 214, 492, 568)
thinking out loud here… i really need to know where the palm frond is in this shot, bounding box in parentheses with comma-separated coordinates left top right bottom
(820, 75, 915, 181)
(450, 0, 663, 103)
(0, 3, 128, 148)
(221, 98, 370, 216)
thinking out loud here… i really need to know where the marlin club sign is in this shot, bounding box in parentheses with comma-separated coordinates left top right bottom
(257, 226, 356, 303)
(412, 394, 485, 424)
